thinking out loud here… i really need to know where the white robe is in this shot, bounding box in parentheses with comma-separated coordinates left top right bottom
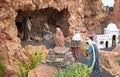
(72, 33, 82, 41)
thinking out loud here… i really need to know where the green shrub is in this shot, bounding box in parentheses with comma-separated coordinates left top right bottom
(17, 49, 43, 77)
(55, 62, 92, 77)
(0, 54, 5, 77)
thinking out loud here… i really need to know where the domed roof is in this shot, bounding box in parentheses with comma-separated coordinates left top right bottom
(107, 23, 117, 29)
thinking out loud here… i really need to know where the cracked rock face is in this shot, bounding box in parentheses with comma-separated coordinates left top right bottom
(99, 45, 120, 77)
(0, 0, 106, 74)
(1, 0, 119, 76)
(83, 0, 105, 34)
(0, 0, 84, 71)
(112, 0, 120, 28)
(45, 47, 75, 67)
(28, 64, 57, 77)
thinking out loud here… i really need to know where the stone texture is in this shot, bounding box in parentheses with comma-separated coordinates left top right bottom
(113, 44, 120, 56)
(99, 51, 119, 68)
(4, 70, 18, 77)
(28, 64, 57, 77)
(112, 0, 120, 28)
(0, 0, 118, 76)
(0, 0, 84, 73)
(54, 47, 69, 54)
(83, 0, 105, 34)
(45, 47, 75, 67)
(99, 49, 120, 77)
(103, 0, 120, 30)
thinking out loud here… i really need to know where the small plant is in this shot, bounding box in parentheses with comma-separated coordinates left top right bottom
(55, 62, 92, 77)
(17, 49, 43, 77)
(96, 13, 105, 19)
(0, 54, 6, 77)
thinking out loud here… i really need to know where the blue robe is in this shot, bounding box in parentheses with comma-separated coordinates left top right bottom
(87, 44, 100, 73)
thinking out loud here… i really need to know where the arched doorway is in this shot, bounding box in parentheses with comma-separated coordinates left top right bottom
(105, 41, 108, 48)
(112, 35, 116, 46)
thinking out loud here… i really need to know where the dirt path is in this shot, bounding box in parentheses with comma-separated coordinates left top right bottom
(21, 39, 114, 77)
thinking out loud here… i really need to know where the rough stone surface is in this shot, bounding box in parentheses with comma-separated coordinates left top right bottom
(103, 0, 120, 30)
(83, 0, 105, 34)
(113, 44, 120, 55)
(99, 51, 119, 68)
(28, 64, 57, 77)
(0, 0, 84, 65)
(0, 0, 118, 76)
(99, 48, 120, 77)
(45, 47, 75, 67)
(112, 0, 120, 28)
(0, 0, 84, 74)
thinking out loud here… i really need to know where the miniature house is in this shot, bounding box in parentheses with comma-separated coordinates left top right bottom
(93, 23, 120, 49)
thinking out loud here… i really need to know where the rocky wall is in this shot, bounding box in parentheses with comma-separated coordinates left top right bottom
(83, 0, 105, 34)
(102, 0, 120, 29)
(99, 45, 120, 77)
(1, 0, 113, 76)
(0, 0, 84, 74)
(112, 0, 120, 28)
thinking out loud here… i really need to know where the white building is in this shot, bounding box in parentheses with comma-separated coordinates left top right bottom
(93, 23, 120, 49)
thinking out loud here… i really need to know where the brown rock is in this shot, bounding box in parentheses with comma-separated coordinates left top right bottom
(0, 0, 106, 76)
(46, 47, 74, 67)
(6, 38, 21, 51)
(0, 8, 10, 20)
(99, 51, 119, 68)
(113, 45, 120, 56)
(99, 50, 120, 77)
(54, 47, 69, 54)
(28, 64, 57, 77)
(3, 22, 18, 39)
(83, 0, 104, 34)
(112, 0, 120, 28)
(5, 70, 17, 77)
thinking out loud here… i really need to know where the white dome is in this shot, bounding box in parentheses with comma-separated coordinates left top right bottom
(107, 23, 117, 29)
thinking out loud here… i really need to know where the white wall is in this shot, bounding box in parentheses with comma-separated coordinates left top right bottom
(101, 0, 115, 7)
(96, 35, 112, 48)
(95, 28, 119, 49)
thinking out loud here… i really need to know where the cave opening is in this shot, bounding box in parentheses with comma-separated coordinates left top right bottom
(15, 8, 70, 42)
